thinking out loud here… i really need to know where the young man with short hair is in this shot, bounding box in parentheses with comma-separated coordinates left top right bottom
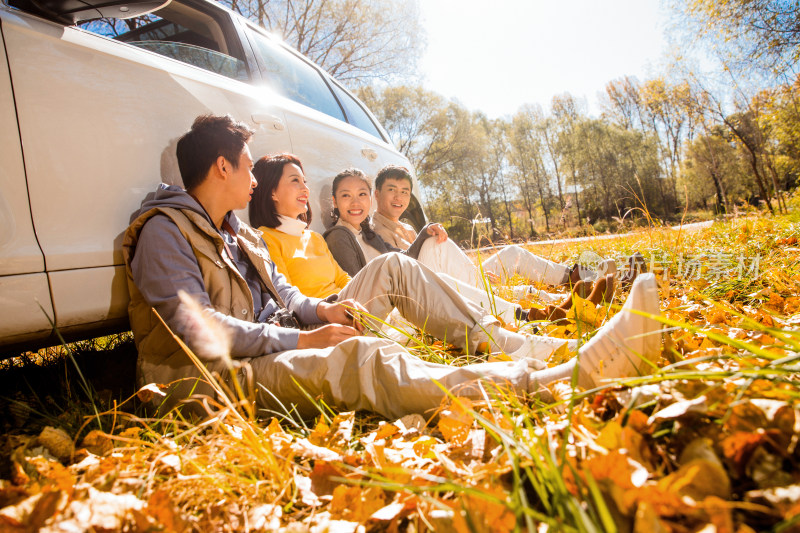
(372, 165, 419, 249)
(123, 115, 662, 420)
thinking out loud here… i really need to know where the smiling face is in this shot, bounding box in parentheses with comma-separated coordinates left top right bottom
(271, 163, 309, 219)
(333, 175, 372, 228)
(229, 144, 256, 211)
(374, 177, 412, 222)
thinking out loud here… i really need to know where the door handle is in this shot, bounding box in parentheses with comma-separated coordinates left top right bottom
(251, 113, 285, 131)
(361, 147, 378, 162)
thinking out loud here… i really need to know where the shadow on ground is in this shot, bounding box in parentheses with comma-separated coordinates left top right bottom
(0, 334, 139, 437)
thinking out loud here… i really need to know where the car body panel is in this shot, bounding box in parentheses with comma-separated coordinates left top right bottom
(3, 12, 293, 272)
(48, 266, 128, 327)
(0, 0, 424, 351)
(0, 20, 44, 276)
(0, 274, 54, 343)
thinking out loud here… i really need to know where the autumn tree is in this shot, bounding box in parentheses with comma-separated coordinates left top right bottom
(508, 105, 555, 236)
(551, 94, 589, 226)
(760, 80, 800, 190)
(223, 0, 425, 84)
(681, 126, 750, 212)
(674, 0, 800, 76)
(357, 85, 473, 174)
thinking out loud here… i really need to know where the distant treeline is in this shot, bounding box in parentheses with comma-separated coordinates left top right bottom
(358, 76, 798, 243)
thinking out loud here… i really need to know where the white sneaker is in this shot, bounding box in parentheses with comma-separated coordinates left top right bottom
(578, 273, 661, 386)
(507, 335, 578, 369)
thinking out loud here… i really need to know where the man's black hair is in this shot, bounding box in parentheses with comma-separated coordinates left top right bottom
(176, 114, 254, 190)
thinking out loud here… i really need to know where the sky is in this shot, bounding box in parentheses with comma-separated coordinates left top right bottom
(418, 0, 671, 118)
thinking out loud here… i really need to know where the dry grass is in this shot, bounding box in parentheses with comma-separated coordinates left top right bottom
(2, 205, 800, 531)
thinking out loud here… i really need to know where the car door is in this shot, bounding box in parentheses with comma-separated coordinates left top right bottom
(0, 19, 54, 347)
(1, 3, 292, 335)
(242, 23, 416, 229)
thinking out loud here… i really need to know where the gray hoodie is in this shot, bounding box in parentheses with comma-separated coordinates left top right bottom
(129, 184, 323, 357)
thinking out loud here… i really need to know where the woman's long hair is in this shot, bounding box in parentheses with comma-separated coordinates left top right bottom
(250, 153, 312, 229)
(331, 168, 374, 236)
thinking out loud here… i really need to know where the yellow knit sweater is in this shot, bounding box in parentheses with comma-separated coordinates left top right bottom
(259, 226, 351, 299)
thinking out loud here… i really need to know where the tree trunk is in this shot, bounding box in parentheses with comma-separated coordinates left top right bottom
(503, 197, 515, 239)
(765, 158, 788, 213)
(709, 169, 726, 214)
(747, 153, 774, 214)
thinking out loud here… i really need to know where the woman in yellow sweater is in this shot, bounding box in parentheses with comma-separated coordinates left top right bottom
(248, 153, 349, 299)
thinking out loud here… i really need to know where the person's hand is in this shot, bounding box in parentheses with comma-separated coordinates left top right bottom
(317, 298, 368, 331)
(297, 324, 359, 349)
(426, 223, 448, 243)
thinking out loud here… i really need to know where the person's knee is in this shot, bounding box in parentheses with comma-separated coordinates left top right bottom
(419, 237, 437, 254)
(364, 251, 406, 274)
(496, 244, 524, 261)
(382, 251, 415, 271)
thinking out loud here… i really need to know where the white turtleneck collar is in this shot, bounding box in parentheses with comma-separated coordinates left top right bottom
(276, 215, 308, 237)
(336, 218, 363, 235)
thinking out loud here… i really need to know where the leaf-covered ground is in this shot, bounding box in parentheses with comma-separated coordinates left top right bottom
(1, 206, 800, 532)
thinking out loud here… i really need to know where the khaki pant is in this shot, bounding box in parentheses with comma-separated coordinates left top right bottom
(247, 253, 533, 419)
(250, 336, 530, 419)
(416, 239, 568, 300)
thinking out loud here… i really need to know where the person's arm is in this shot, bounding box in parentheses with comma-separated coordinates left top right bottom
(323, 227, 365, 277)
(405, 223, 438, 259)
(132, 216, 306, 357)
(333, 258, 352, 290)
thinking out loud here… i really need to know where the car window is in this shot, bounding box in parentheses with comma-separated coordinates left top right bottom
(79, 8, 248, 82)
(330, 83, 384, 140)
(246, 28, 345, 122)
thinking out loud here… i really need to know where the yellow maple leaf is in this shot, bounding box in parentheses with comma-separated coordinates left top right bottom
(329, 485, 386, 522)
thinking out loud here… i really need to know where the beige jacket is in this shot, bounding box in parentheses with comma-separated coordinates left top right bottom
(123, 206, 279, 413)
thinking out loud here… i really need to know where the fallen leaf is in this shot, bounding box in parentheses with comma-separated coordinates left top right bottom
(659, 458, 731, 501)
(27, 456, 75, 495)
(721, 431, 765, 478)
(395, 413, 426, 437)
(136, 383, 167, 403)
(329, 485, 386, 522)
(0, 489, 66, 530)
(370, 501, 405, 521)
(632, 501, 669, 533)
(147, 489, 187, 531)
(309, 461, 345, 499)
(248, 503, 282, 531)
(36, 427, 74, 461)
(294, 475, 322, 507)
(438, 399, 474, 445)
(290, 438, 343, 462)
(648, 395, 708, 424)
(80, 430, 113, 457)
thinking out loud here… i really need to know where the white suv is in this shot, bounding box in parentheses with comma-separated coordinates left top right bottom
(0, 0, 425, 351)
